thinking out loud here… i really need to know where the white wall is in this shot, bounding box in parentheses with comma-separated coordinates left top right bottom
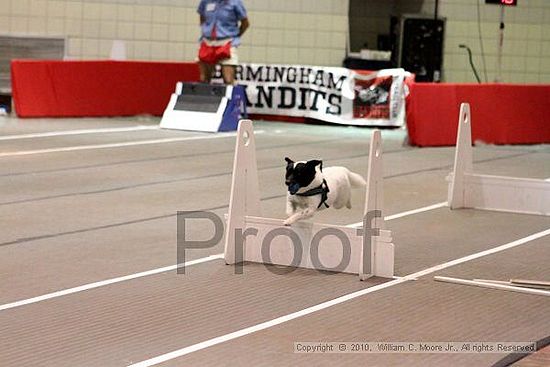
(349, 0, 550, 83)
(1, 0, 549, 83)
(349, 0, 393, 52)
(0, 0, 349, 66)
(395, 0, 550, 83)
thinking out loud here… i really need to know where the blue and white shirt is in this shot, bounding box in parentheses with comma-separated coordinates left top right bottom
(197, 0, 248, 46)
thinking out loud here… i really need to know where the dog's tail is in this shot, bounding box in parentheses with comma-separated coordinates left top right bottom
(347, 170, 367, 188)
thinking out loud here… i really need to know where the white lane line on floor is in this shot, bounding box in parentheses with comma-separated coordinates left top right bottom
(0, 201, 445, 312)
(0, 254, 224, 312)
(0, 131, 265, 158)
(346, 202, 448, 227)
(129, 227, 550, 367)
(0, 125, 159, 141)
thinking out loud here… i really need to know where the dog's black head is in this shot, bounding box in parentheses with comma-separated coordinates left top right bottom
(285, 157, 322, 195)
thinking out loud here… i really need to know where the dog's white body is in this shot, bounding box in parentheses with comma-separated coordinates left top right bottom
(284, 166, 366, 226)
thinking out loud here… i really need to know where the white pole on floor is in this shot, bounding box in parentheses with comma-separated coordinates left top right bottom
(434, 276, 550, 297)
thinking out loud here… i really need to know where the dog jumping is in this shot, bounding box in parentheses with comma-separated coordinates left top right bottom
(283, 157, 366, 226)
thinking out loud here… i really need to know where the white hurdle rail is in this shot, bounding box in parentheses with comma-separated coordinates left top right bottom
(224, 120, 394, 280)
(448, 103, 550, 216)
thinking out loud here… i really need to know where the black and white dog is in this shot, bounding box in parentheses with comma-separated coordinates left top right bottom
(284, 157, 366, 226)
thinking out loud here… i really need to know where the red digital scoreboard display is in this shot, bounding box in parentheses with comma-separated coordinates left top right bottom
(485, 0, 517, 5)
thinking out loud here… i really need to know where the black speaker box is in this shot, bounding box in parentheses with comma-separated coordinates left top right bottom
(391, 15, 445, 82)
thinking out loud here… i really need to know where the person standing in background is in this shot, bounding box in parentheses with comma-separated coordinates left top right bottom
(197, 0, 249, 85)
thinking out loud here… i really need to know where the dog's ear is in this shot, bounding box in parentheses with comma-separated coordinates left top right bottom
(285, 157, 294, 172)
(307, 159, 323, 171)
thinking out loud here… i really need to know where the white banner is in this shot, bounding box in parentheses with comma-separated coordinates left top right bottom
(214, 64, 410, 127)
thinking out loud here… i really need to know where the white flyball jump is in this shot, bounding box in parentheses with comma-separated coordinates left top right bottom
(224, 120, 395, 280)
(448, 103, 550, 216)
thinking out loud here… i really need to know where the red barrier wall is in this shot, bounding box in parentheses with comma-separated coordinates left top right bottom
(11, 60, 200, 117)
(11, 60, 550, 145)
(406, 83, 550, 146)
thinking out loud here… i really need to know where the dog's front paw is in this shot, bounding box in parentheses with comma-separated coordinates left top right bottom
(283, 218, 293, 226)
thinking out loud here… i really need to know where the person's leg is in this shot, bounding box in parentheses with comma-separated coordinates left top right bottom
(199, 61, 214, 83)
(221, 65, 236, 84)
(220, 46, 238, 85)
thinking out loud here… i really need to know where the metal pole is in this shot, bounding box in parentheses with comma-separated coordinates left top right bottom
(496, 5, 505, 82)
(432, 0, 440, 82)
